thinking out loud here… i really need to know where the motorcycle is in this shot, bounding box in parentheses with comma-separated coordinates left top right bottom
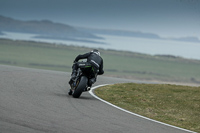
(68, 63, 98, 98)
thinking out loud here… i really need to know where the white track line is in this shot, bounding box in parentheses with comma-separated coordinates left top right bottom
(89, 84, 196, 133)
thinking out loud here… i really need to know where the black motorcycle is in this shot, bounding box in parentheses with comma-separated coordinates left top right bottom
(68, 64, 97, 98)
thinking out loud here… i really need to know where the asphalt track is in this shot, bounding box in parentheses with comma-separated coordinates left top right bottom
(0, 65, 195, 133)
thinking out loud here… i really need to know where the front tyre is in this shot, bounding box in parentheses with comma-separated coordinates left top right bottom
(72, 76, 88, 98)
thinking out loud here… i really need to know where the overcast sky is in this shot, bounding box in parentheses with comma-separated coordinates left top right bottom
(0, 0, 200, 39)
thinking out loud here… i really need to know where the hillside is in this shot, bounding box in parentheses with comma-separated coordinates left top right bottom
(1, 15, 199, 43)
(78, 27, 161, 39)
(0, 15, 102, 40)
(77, 27, 200, 43)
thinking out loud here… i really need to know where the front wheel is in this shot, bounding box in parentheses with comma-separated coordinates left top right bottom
(72, 76, 88, 98)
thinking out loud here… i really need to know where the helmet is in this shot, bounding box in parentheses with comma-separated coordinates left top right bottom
(91, 49, 100, 56)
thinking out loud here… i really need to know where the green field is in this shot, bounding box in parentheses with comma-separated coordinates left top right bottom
(1, 38, 200, 85)
(95, 83, 200, 132)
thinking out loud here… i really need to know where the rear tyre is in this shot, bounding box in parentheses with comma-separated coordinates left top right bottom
(72, 76, 88, 98)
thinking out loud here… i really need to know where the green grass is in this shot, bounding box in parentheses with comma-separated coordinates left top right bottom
(1, 38, 200, 84)
(0, 39, 85, 72)
(103, 51, 200, 82)
(95, 83, 200, 132)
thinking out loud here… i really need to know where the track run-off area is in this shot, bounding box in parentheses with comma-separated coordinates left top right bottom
(0, 65, 195, 133)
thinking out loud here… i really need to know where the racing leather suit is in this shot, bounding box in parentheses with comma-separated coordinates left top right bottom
(73, 51, 104, 75)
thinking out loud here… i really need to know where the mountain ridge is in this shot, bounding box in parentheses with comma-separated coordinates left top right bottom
(0, 15, 102, 40)
(0, 15, 200, 43)
(77, 27, 200, 43)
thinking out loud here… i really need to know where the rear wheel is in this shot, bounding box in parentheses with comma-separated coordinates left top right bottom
(72, 76, 88, 98)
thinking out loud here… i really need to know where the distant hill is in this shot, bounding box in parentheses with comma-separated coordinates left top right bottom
(78, 27, 200, 43)
(0, 15, 199, 43)
(77, 27, 161, 39)
(170, 36, 200, 43)
(0, 15, 103, 42)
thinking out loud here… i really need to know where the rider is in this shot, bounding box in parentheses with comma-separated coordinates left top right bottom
(69, 49, 104, 88)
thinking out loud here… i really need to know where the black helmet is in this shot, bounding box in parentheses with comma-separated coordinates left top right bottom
(91, 49, 100, 56)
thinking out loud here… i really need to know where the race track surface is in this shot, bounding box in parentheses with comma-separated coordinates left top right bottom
(0, 65, 193, 133)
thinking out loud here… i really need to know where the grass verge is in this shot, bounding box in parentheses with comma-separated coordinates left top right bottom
(94, 83, 200, 132)
(1, 38, 200, 84)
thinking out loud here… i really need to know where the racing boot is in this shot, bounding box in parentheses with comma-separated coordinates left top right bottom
(69, 70, 77, 84)
(71, 70, 77, 80)
(68, 89, 72, 95)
